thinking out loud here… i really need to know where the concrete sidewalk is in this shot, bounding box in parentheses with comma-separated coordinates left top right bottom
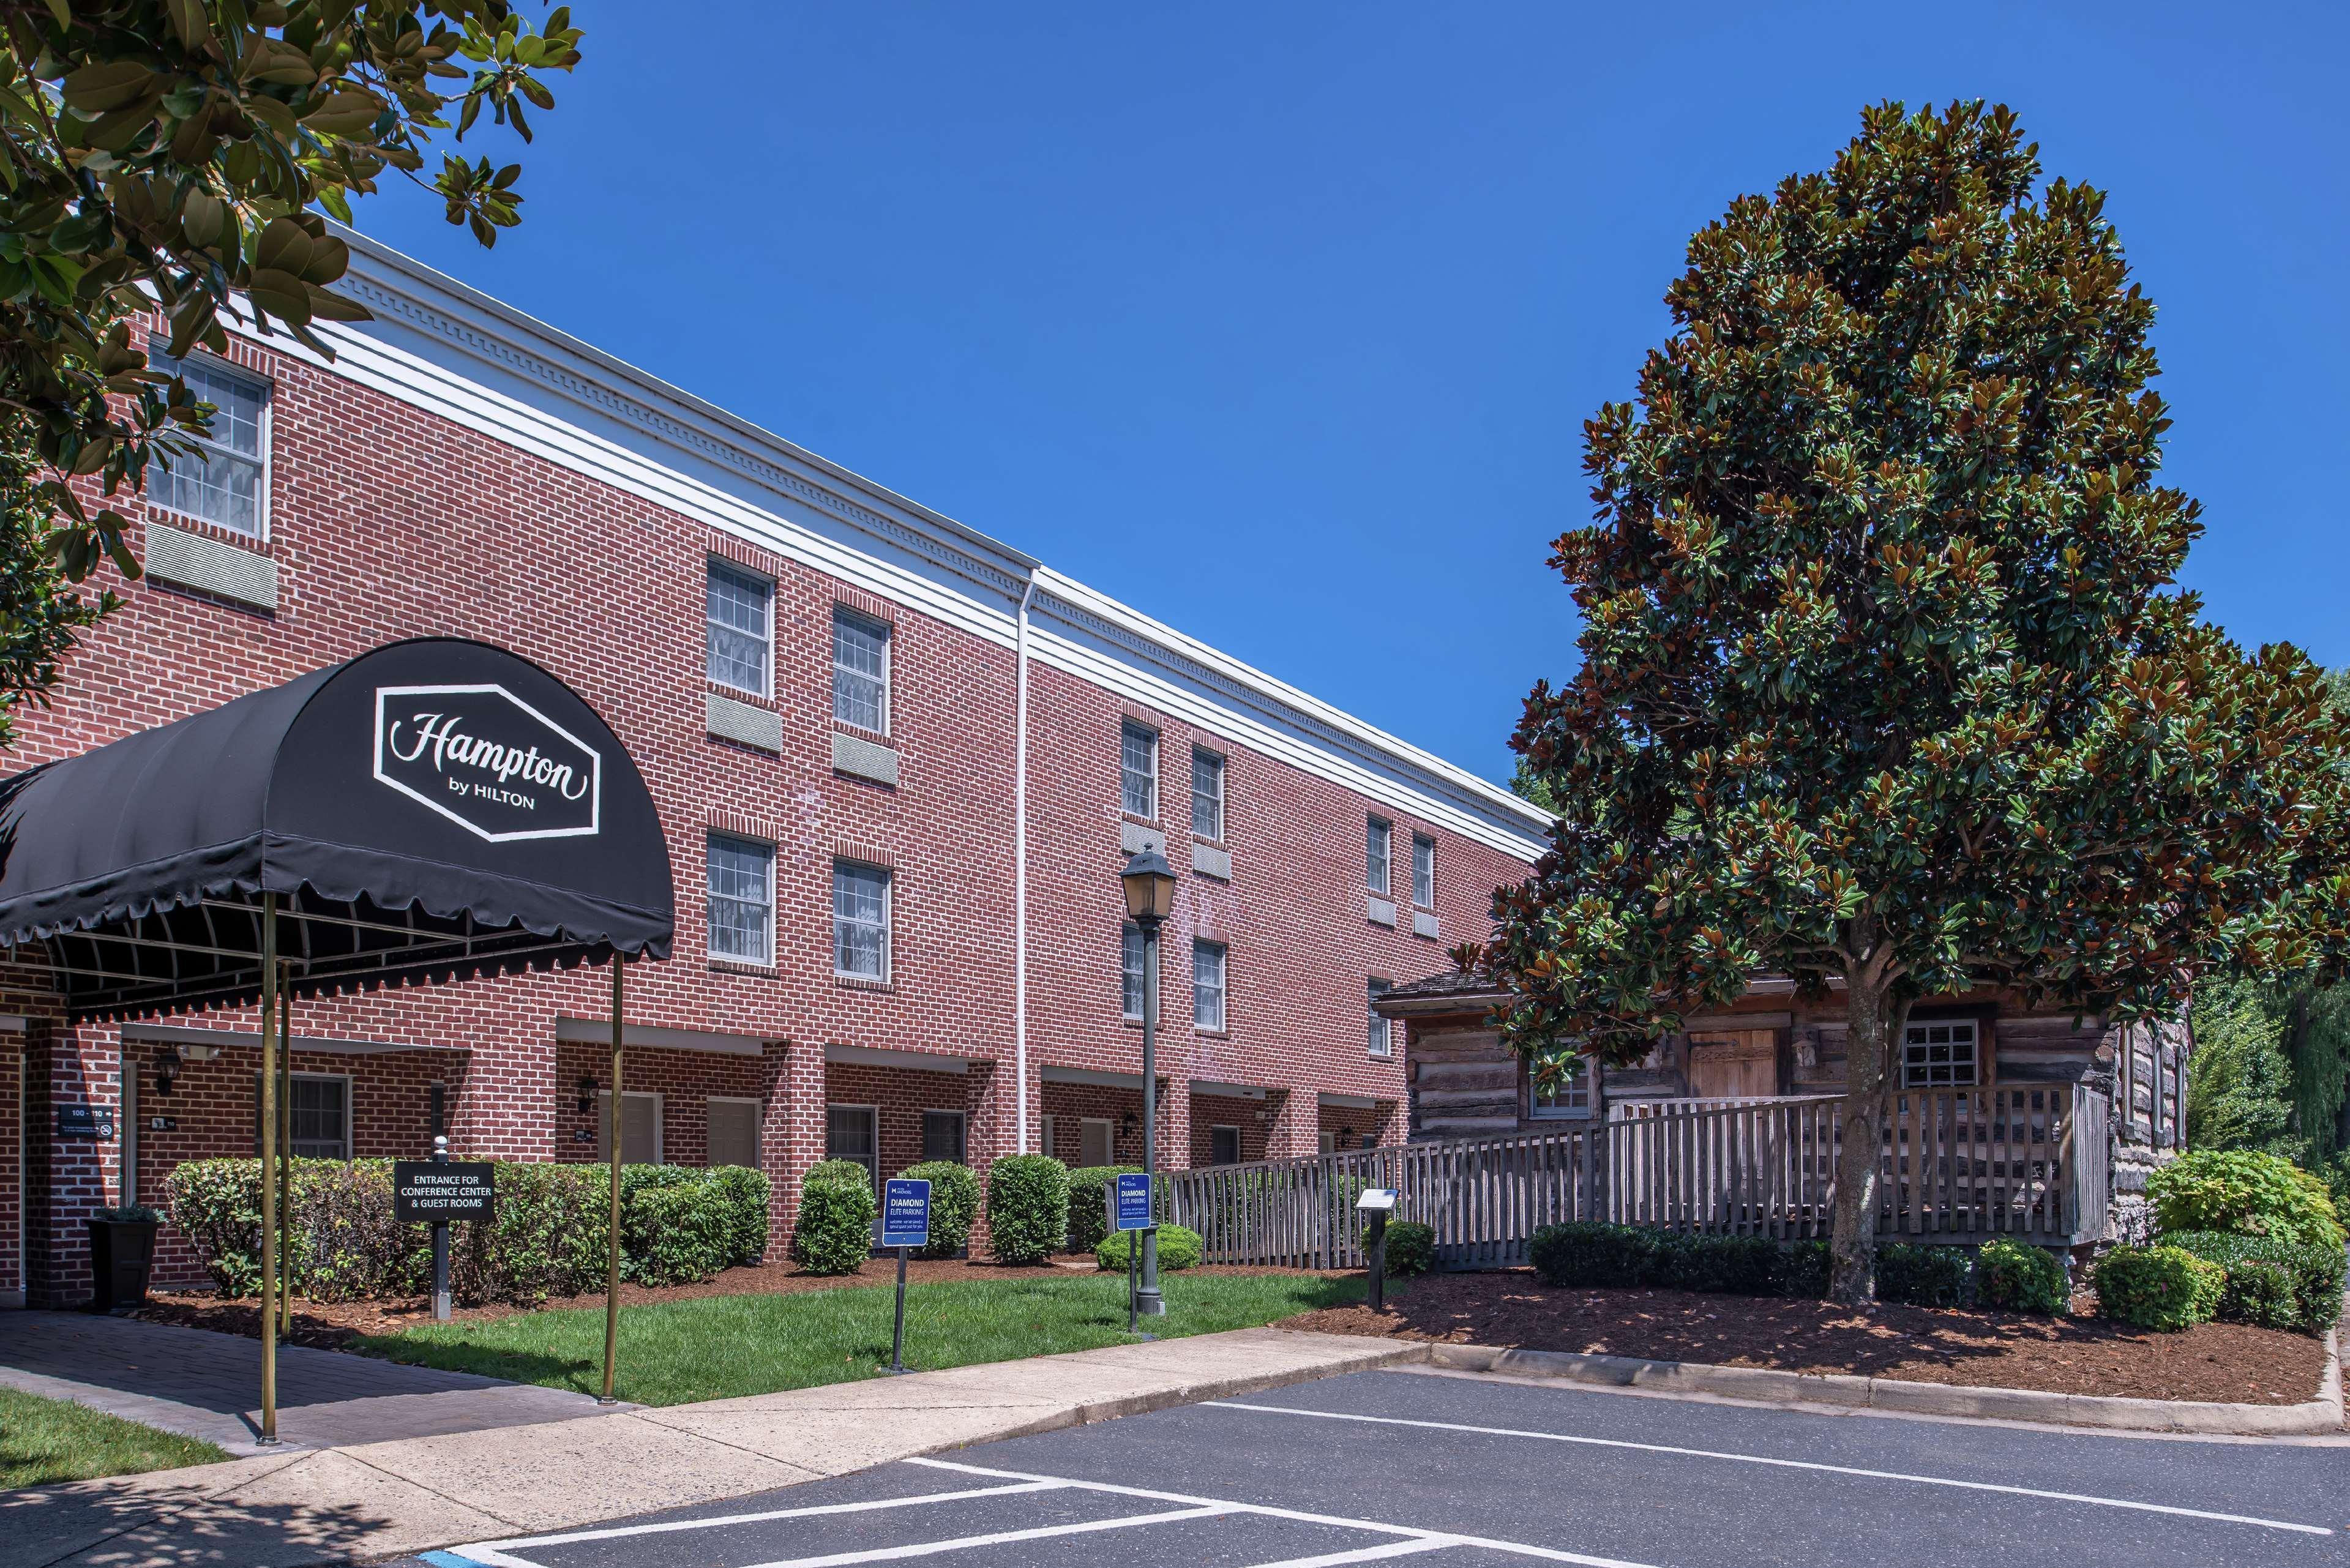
(0, 1329, 1424, 1568)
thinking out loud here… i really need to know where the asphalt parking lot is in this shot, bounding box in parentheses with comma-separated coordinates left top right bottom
(419, 1368, 2348, 1568)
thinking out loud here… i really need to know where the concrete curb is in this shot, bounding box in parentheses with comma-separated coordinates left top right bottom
(1422, 1326, 2343, 1436)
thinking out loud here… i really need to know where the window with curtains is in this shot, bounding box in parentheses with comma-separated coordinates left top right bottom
(706, 834, 774, 965)
(1366, 816, 1392, 894)
(1193, 939, 1227, 1031)
(1191, 748, 1224, 840)
(706, 559, 773, 696)
(1120, 720, 1158, 818)
(831, 607, 889, 731)
(147, 346, 269, 537)
(833, 860, 891, 979)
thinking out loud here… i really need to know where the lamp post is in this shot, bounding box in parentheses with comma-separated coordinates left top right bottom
(1120, 847, 1177, 1318)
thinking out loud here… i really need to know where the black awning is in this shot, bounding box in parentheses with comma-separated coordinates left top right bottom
(0, 638, 675, 1020)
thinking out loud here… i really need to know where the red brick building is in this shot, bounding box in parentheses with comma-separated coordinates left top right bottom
(0, 234, 1546, 1307)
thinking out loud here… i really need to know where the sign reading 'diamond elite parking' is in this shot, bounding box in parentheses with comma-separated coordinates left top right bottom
(392, 1161, 497, 1223)
(881, 1178, 932, 1249)
(1110, 1171, 1153, 1233)
(373, 682, 603, 843)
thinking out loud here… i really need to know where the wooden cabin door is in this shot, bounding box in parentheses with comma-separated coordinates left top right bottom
(1686, 1031, 1779, 1099)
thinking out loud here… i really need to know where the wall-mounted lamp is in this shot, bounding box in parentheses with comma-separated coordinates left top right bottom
(1337, 1126, 1356, 1150)
(1119, 1111, 1139, 1138)
(575, 1074, 598, 1114)
(152, 1047, 181, 1097)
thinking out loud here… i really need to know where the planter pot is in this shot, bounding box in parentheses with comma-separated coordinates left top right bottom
(87, 1219, 159, 1311)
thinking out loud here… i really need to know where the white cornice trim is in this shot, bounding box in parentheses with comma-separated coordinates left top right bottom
(234, 233, 1547, 860)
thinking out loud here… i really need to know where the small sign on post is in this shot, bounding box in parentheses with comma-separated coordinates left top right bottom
(395, 1144, 493, 1321)
(881, 1177, 931, 1375)
(1357, 1187, 1398, 1313)
(1108, 1172, 1155, 1337)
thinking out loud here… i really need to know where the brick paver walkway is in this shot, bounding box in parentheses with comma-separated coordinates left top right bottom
(0, 1312, 626, 1454)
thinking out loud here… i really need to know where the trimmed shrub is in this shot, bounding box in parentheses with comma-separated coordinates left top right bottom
(1876, 1242, 1973, 1308)
(1377, 1220, 1437, 1277)
(1096, 1223, 1204, 1273)
(165, 1159, 269, 1296)
(2219, 1259, 2300, 1331)
(1975, 1239, 2069, 1316)
(706, 1165, 773, 1267)
(628, 1181, 735, 1286)
(2094, 1244, 2226, 1331)
(1648, 1233, 1783, 1295)
(1776, 1240, 1832, 1299)
(793, 1176, 877, 1275)
(806, 1159, 874, 1190)
(987, 1155, 1070, 1265)
(2164, 1229, 2347, 1335)
(1528, 1222, 1655, 1288)
(894, 1161, 981, 1258)
(1064, 1165, 1144, 1255)
(2146, 1150, 2346, 1251)
(452, 1161, 610, 1305)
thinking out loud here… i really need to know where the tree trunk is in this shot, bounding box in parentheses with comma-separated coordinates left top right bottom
(1828, 974, 1892, 1306)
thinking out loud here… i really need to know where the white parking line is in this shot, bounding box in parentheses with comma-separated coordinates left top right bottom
(906, 1455, 1665, 1567)
(1205, 1400, 2335, 1537)
(735, 1504, 1233, 1568)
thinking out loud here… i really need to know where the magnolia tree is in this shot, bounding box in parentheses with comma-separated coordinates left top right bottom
(1491, 102, 2350, 1303)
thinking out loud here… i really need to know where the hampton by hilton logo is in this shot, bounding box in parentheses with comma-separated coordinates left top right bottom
(373, 684, 602, 842)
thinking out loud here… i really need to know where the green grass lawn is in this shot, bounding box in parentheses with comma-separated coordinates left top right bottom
(353, 1269, 1373, 1407)
(0, 1386, 230, 1491)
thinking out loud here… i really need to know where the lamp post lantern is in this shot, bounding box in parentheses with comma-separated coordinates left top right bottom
(1119, 847, 1177, 1318)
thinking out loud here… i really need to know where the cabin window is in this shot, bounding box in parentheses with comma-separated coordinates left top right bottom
(1902, 1018, 1981, 1088)
(1528, 1058, 1594, 1119)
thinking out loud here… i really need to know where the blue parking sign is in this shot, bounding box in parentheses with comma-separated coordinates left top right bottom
(881, 1178, 931, 1249)
(1110, 1171, 1153, 1233)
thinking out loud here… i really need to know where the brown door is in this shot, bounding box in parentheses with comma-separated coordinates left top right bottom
(1686, 1031, 1779, 1099)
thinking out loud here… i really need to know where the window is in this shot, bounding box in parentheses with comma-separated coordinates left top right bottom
(1210, 1125, 1241, 1166)
(923, 1110, 967, 1164)
(1080, 1118, 1114, 1168)
(833, 860, 891, 979)
(707, 1097, 760, 1169)
(597, 1091, 663, 1163)
(1413, 835, 1435, 908)
(1368, 979, 1393, 1058)
(1039, 1113, 1058, 1160)
(289, 1074, 349, 1159)
(1193, 939, 1227, 1031)
(1366, 817, 1391, 895)
(706, 559, 773, 696)
(832, 607, 889, 732)
(1191, 748, 1224, 840)
(706, 834, 775, 965)
(1319, 1130, 1338, 1155)
(1903, 1019, 1981, 1088)
(1120, 720, 1158, 818)
(1121, 922, 1148, 1020)
(147, 347, 268, 538)
(826, 1103, 878, 1189)
(1529, 1058, 1595, 1119)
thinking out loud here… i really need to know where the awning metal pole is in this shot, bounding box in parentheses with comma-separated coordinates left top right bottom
(600, 955, 624, 1405)
(256, 893, 279, 1444)
(277, 961, 294, 1333)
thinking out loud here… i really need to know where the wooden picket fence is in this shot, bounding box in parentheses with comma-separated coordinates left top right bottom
(1159, 1085, 2109, 1267)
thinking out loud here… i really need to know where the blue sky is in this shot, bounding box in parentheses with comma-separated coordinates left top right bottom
(349, 2, 2346, 785)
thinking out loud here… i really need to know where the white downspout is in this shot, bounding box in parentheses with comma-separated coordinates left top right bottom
(1013, 576, 1037, 1153)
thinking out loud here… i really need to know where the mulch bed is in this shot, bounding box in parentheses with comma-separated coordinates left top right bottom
(134, 1256, 1328, 1352)
(1280, 1270, 2333, 1406)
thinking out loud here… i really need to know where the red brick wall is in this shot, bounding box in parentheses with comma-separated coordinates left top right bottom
(1, 314, 1530, 1304)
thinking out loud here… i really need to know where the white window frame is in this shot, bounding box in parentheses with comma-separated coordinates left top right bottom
(1120, 720, 1159, 819)
(1412, 834, 1436, 908)
(146, 343, 272, 542)
(922, 1108, 968, 1165)
(597, 1089, 666, 1163)
(1121, 922, 1148, 1021)
(706, 557, 775, 698)
(1192, 939, 1227, 1031)
(1528, 1058, 1595, 1120)
(1368, 978, 1393, 1058)
(1039, 1113, 1058, 1160)
(1902, 1018, 1983, 1089)
(1191, 747, 1225, 841)
(825, 1102, 880, 1189)
(705, 1094, 763, 1170)
(706, 832, 776, 966)
(831, 605, 891, 734)
(1366, 816, 1392, 895)
(288, 1071, 352, 1160)
(833, 859, 892, 981)
(1209, 1124, 1242, 1166)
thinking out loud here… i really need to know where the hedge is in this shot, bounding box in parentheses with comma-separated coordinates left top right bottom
(1096, 1223, 1204, 1272)
(165, 1158, 769, 1305)
(1525, 1222, 2072, 1309)
(793, 1174, 877, 1275)
(894, 1161, 980, 1258)
(2094, 1244, 2226, 1331)
(1876, 1242, 1973, 1309)
(986, 1155, 1069, 1264)
(1377, 1220, 1436, 1277)
(1975, 1238, 2070, 1316)
(806, 1159, 874, 1190)
(1063, 1165, 1143, 1255)
(2163, 1229, 2346, 1335)
(2146, 1150, 2346, 1251)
